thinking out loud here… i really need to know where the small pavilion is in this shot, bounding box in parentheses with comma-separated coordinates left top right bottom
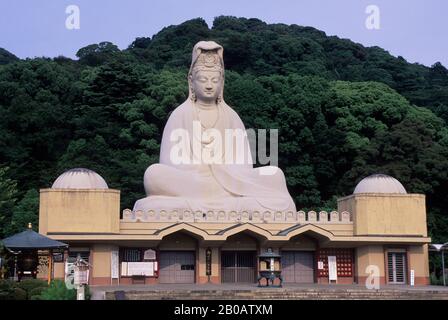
(1, 223, 68, 283)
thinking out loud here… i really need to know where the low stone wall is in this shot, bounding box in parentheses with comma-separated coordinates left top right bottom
(121, 209, 352, 224)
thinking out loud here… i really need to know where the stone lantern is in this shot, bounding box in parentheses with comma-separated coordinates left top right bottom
(73, 254, 90, 300)
(257, 248, 282, 287)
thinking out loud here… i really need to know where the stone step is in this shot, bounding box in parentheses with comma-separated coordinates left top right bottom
(107, 289, 448, 300)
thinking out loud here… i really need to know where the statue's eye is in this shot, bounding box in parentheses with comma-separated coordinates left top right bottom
(197, 77, 207, 82)
(212, 78, 220, 83)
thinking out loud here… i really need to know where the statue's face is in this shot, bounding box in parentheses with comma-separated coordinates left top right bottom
(191, 70, 223, 104)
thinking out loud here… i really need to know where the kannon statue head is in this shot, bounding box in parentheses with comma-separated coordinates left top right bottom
(188, 41, 225, 105)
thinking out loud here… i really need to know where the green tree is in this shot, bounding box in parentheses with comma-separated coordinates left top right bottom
(0, 166, 18, 238)
(1, 15, 448, 242)
(6, 189, 39, 235)
(76, 42, 120, 66)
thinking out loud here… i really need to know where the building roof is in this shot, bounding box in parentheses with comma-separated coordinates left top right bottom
(353, 174, 407, 194)
(52, 168, 108, 189)
(1, 229, 68, 250)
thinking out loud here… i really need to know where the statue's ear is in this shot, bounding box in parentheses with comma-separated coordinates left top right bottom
(217, 46, 224, 61)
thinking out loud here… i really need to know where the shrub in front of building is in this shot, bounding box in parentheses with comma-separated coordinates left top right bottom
(0, 279, 15, 300)
(29, 286, 47, 300)
(0, 278, 48, 300)
(16, 279, 48, 299)
(12, 287, 27, 300)
(39, 279, 77, 300)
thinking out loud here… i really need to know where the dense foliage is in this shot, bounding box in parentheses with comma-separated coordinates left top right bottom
(0, 16, 447, 244)
(0, 278, 47, 300)
(39, 279, 77, 300)
(0, 278, 89, 300)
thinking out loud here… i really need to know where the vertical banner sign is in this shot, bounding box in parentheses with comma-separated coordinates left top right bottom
(410, 269, 415, 286)
(206, 248, 212, 276)
(111, 251, 119, 279)
(328, 256, 337, 282)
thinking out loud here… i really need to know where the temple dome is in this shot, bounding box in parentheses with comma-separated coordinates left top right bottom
(353, 174, 407, 194)
(51, 168, 108, 189)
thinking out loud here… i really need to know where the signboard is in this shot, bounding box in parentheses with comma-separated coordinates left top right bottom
(318, 261, 324, 270)
(53, 252, 64, 263)
(125, 262, 154, 276)
(410, 269, 415, 286)
(328, 256, 337, 281)
(111, 251, 119, 279)
(121, 262, 128, 276)
(74, 269, 89, 285)
(143, 249, 156, 260)
(205, 248, 212, 276)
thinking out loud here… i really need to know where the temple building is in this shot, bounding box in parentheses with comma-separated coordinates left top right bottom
(37, 168, 431, 286)
(36, 41, 431, 287)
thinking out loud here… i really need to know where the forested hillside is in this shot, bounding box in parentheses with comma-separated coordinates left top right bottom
(0, 16, 447, 242)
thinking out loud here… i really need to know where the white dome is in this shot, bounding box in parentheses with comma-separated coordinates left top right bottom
(353, 174, 407, 194)
(52, 168, 108, 189)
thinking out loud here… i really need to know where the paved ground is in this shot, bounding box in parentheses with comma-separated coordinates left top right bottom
(90, 282, 448, 293)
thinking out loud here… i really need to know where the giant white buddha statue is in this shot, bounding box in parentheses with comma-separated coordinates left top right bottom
(133, 41, 296, 213)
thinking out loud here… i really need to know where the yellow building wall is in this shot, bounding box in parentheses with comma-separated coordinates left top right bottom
(53, 262, 65, 279)
(338, 194, 427, 236)
(119, 221, 354, 237)
(356, 245, 386, 284)
(221, 233, 258, 250)
(408, 244, 430, 285)
(90, 244, 117, 285)
(279, 235, 317, 250)
(158, 233, 198, 250)
(39, 189, 120, 235)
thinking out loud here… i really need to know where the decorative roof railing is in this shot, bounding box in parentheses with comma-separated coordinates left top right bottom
(121, 209, 352, 224)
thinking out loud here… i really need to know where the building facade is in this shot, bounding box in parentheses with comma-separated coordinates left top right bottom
(38, 170, 431, 286)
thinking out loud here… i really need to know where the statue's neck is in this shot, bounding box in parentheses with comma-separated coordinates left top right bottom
(195, 100, 218, 110)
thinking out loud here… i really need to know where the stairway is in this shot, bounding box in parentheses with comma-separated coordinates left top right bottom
(105, 287, 448, 300)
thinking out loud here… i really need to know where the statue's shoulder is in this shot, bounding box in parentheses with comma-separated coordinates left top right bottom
(166, 100, 191, 122)
(223, 103, 244, 126)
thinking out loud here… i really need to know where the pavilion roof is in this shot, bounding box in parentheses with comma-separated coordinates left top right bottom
(1, 229, 68, 250)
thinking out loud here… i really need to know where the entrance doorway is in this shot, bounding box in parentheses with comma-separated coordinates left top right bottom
(282, 251, 315, 283)
(159, 251, 195, 284)
(387, 252, 407, 284)
(221, 251, 257, 283)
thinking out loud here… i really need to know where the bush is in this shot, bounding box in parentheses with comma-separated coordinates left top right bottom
(0, 279, 15, 300)
(84, 285, 91, 300)
(0, 279, 15, 291)
(39, 280, 76, 300)
(16, 279, 48, 299)
(430, 273, 445, 286)
(0, 291, 11, 300)
(12, 287, 27, 300)
(29, 286, 46, 300)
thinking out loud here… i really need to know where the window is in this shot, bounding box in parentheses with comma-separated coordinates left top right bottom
(121, 248, 157, 262)
(388, 252, 407, 284)
(122, 249, 141, 262)
(67, 251, 90, 263)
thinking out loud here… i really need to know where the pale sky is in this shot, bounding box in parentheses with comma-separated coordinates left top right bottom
(0, 0, 447, 67)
